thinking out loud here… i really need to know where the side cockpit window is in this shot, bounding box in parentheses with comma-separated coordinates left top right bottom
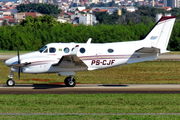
(39, 46, 56, 53)
(49, 47, 56, 53)
(44, 49, 48, 53)
(39, 46, 47, 53)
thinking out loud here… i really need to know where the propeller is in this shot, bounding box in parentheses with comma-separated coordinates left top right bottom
(17, 46, 20, 80)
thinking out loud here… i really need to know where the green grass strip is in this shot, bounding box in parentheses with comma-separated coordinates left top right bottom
(0, 115, 180, 120)
(0, 94, 180, 113)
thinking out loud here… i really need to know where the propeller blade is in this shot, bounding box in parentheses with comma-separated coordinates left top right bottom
(17, 46, 20, 64)
(18, 67, 20, 80)
(17, 46, 20, 80)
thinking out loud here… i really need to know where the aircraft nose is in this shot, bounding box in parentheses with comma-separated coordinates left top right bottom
(5, 59, 12, 67)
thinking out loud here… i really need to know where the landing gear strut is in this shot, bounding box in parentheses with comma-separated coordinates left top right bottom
(64, 76, 76, 87)
(7, 71, 15, 86)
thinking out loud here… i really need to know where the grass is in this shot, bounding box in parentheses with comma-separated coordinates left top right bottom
(165, 51, 180, 55)
(0, 94, 180, 113)
(0, 115, 180, 120)
(1, 61, 180, 84)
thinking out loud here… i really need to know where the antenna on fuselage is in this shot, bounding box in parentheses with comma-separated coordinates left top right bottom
(86, 38, 92, 44)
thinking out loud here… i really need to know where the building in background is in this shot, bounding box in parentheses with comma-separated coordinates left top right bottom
(79, 14, 97, 25)
(163, 0, 180, 8)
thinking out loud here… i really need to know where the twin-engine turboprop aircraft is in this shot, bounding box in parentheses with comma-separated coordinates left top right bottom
(5, 16, 176, 87)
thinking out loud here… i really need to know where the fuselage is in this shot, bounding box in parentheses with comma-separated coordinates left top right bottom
(5, 40, 158, 74)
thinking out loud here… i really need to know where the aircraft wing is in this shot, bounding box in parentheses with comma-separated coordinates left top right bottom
(52, 55, 88, 69)
(52, 45, 88, 69)
(135, 47, 160, 53)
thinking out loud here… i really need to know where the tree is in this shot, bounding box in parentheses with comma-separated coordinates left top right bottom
(2, 20, 8, 26)
(20, 15, 59, 27)
(17, 3, 62, 17)
(95, 11, 120, 25)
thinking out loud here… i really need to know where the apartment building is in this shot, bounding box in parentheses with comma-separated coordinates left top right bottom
(163, 0, 180, 8)
(79, 14, 97, 25)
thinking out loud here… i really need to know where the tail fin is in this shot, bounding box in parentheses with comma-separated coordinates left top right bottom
(143, 16, 176, 54)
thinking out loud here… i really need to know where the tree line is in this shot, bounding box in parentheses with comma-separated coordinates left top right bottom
(0, 15, 179, 51)
(17, 3, 61, 18)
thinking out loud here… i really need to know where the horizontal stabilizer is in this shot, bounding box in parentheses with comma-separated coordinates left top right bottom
(135, 47, 160, 53)
(127, 47, 160, 64)
(52, 55, 88, 69)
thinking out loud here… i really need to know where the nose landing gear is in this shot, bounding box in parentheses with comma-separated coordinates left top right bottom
(7, 71, 15, 86)
(7, 78, 15, 86)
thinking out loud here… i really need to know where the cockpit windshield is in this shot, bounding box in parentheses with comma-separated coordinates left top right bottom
(39, 46, 47, 53)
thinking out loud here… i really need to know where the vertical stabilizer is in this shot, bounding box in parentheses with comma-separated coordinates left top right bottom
(143, 16, 176, 53)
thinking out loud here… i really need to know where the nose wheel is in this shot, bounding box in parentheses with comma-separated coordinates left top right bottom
(7, 79, 15, 86)
(64, 76, 76, 87)
(7, 70, 15, 86)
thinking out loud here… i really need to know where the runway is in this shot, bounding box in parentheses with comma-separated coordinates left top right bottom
(1, 84, 180, 94)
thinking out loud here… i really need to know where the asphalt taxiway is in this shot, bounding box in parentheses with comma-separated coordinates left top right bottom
(1, 84, 180, 94)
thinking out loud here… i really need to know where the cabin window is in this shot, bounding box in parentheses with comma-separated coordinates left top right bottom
(64, 47, 70, 53)
(80, 48, 85, 53)
(71, 48, 74, 51)
(49, 47, 56, 53)
(108, 49, 114, 53)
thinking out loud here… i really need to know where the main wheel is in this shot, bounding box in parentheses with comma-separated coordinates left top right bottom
(7, 79, 15, 86)
(64, 77, 76, 87)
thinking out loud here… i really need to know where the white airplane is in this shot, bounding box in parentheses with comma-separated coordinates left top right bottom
(5, 16, 176, 87)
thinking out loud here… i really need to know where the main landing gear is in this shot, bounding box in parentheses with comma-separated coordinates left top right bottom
(7, 71, 15, 86)
(64, 76, 76, 87)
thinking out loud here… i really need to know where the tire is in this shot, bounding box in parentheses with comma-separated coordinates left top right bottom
(64, 77, 76, 87)
(7, 79, 15, 86)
